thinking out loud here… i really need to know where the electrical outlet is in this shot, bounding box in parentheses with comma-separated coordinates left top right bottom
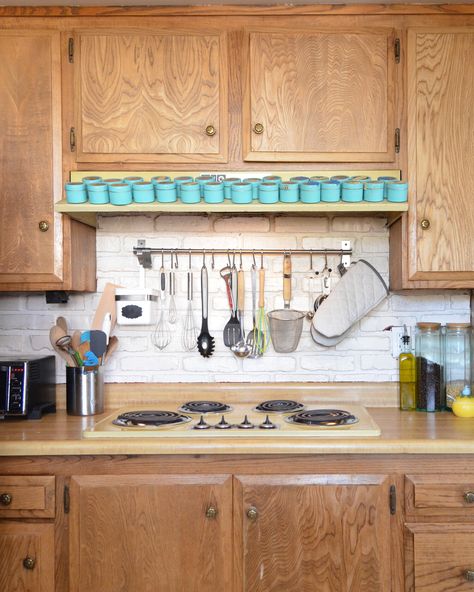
(390, 326, 413, 358)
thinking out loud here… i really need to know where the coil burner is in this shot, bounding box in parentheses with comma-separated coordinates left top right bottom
(254, 399, 305, 414)
(113, 410, 191, 428)
(285, 409, 359, 427)
(179, 401, 232, 414)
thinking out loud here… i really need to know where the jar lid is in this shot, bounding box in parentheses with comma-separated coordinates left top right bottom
(133, 181, 153, 189)
(290, 176, 309, 182)
(416, 322, 441, 329)
(351, 175, 371, 181)
(310, 176, 329, 181)
(223, 177, 241, 184)
(244, 178, 261, 183)
(342, 181, 363, 189)
(330, 175, 351, 182)
(156, 181, 176, 189)
(232, 182, 252, 190)
(88, 182, 108, 189)
(82, 176, 102, 182)
(301, 181, 321, 188)
(109, 183, 130, 191)
(377, 176, 398, 181)
(446, 322, 471, 329)
(259, 182, 278, 190)
(66, 182, 85, 187)
(103, 178, 122, 183)
(281, 181, 298, 188)
(181, 182, 199, 189)
(321, 180, 340, 187)
(364, 181, 384, 189)
(388, 181, 408, 189)
(175, 176, 194, 182)
(123, 176, 143, 181)
(204, 182, 223, 189)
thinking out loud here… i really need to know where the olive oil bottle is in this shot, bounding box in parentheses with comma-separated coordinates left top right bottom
(399, 326, 416, 411)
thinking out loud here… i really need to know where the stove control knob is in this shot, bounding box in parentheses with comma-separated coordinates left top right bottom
(193, 415, 211, 430)
(247, 506, 258, 521)
(238, 415, 254, 429)
(215, 415, 232, 429)
(206, 506, 218, 519)
(259, 415, 277, 429)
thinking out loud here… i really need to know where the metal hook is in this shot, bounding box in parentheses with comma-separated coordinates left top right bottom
(232, 251, 236, 267)
(227, 250, 231, 267)
(211, 252, 215, 270)
(260, 251, 264, 269)
(252, 250, 256, 266)
(161, 249, 164, 267)
(202, 250, 206, 266)
(188, 250, 192, 269)
(310, 251, 313, 271)
(174, 250, 179, 269)
(239, 250, 243, 270)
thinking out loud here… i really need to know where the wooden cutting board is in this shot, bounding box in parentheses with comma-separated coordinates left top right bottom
(91, 283, 119, 331)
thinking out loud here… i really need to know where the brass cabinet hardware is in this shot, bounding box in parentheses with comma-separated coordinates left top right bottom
(465, 570, 474, 582)
(394, 38, 401, 63)
(205, 125, 216, 137)
(246, 506, 258, 521)
(205, 506, 218, 519)
(64, 485, 70, 514)
(420, 219, 431, 230)
(69, 127, 76, 152)
(464, 491, 474, 504)
(253, 123, 264, 135)
(389, 485, 396, 515)
(395, 128, 400, 153)
(68, 37, 74, 63)
(23, 557, 36, 570)
(0, 492, 12, 506)
(38, 221, 49, 232)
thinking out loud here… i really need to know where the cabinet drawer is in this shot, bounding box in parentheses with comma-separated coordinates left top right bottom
(406, 475, 474, 519)
(0, 476, 55, 518)
(406, 524, 474, 592)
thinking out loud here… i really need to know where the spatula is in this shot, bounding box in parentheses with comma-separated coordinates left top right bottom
(222, 266, 241, 347)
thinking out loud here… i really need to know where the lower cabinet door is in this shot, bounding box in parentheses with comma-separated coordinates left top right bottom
(405, 524, 474, 591)
(235, 474, 393, 592)
(69, 474, 232, 592)
(0, 522, 54, 592)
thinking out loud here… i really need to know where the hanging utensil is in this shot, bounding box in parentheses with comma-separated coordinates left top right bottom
(56, 316, 68, 334)
(55, 334, 83, 367)
(197, 254, 215, 357)
(255, 252, 269, 355)
(267, 252, 305, 353)
(183, 254, 199, 352)
(246, 258, 260, 357)
(49, 325, 76, 366)
(231, 258, 251, 358)
(168, 251, 177, 324)
(223, 261, 241, 347)
(152, 251, 171, 351)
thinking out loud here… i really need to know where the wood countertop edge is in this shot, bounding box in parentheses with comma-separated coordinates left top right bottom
(2, 439, 474, 456)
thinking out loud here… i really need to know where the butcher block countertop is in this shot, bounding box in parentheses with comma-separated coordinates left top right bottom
(1, 382, 474, 456)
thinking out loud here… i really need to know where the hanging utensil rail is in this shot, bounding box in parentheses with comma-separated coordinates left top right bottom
(133, 240, 352, 270)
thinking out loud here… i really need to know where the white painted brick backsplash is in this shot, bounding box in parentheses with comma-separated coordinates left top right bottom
(0, 214, 470, 384)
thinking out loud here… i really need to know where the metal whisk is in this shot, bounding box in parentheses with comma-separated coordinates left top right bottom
(152, 252, 171, 351)
(182, 253, 199, 351)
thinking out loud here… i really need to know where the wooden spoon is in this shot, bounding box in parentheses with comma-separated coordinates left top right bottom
(103, 336, 119, 364)
(49, 325, 75, 366)
(56, 316, 68, 334)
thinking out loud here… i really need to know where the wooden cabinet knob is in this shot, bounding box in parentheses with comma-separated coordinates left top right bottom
(205, 125, 216, 137)
(205, 506, 218, 519)
(465, 570, 474, 581)
(253, 123, 264, 135)
(464, 491, 474, 504)
(0, 492, 12, 506)
(38, 220, 49, 232)
(246, 506, 258, 521)
(23, 557, 36, 570)
(420, 219, 431, 230)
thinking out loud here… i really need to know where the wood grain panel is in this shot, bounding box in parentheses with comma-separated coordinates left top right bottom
(407, 28, 474, 281)
(0, 30, 63, 285)
(245, 29, 395, 162)
(236, 474, 392, 592)
(69, 474, 232, 592)
(0, 476, 55, 518)
(76, 29, 227, 162)
(0, 522, 54, 592)
(405, 524, 474, 592)
(406, 474, 474, 521)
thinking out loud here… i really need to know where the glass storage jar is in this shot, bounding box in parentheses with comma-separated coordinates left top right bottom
(415, 322, 444, 411)
(445, 323, 472, 409)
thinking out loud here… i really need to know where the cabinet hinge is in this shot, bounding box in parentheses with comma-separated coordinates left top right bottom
(394, 38, 401, 63)
(395, 128, 400, 153)
(69, 127, 76, 152)
(68, 37, 74, 63)
(389, 485, 396, 515)
(64, 485, 70, 514)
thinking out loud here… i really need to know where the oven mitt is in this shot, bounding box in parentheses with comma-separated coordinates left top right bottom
(310, 259, 388, 346)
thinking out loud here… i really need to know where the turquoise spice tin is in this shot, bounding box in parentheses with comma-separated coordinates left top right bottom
(258, 182, 279, 204)
(320, 180, 341, 202)
(351, 175, 372, 183)
(132, 181, 155, 203)
(65, 182, 87, 204)
(223, 178, 241, 199)
(290, 176, 310, 185)
(280, 181, 299, 203)
(155, 181, 177, 203)
(151, 175, 171, 185)
(180, 182, 201, 204)
(204, 182, 224, 204)
(378, 176, 398, 198)
(341, 180, 363, 202)
(82, 176, 102, 186)
(196, 174, 216, 197)
(87, 182, 109, 205)
(387, 180, 408, 202)
(330, 175, 351, 185)
(262, 175, 282, 186)
(231, 182, 253, 204)
(123, 176, 144, 186)
(363, 181, 384, 202)
(109, 183, 133, 206)
(310, 176, 329, 183)
(174, 176, 194, 198)
(300, 181, 321, 203)
(244, 178, 261, 200)
(103, 178, 122, 186)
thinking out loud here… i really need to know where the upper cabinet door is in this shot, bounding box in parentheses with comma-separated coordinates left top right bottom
(74, 29, 228, 163)
(244, 28, 397, 162)
(407, 28, 474, 283)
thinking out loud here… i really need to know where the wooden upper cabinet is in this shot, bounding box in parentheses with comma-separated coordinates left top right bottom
(69, 474, 232, 592)
(74, 29, 228, 163)
(235, 474, 393, 592)
(244, 28, 397, 162)
(406, 28, 474, 284)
